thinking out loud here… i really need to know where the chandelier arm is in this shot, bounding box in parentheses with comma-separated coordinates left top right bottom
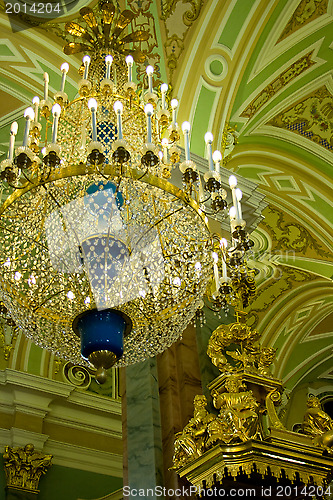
(136, 167, 149, 181)
(201, 296, 221, 312)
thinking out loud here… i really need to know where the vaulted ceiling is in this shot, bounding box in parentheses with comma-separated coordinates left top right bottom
(0, 0, 332, 394)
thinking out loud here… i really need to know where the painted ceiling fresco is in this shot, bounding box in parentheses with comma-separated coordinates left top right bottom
(0, 0, 332, 396)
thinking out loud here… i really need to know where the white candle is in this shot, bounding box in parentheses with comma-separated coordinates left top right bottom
(171, 99, 178, 127)
(146, 65, 154, 93)
(125, 55, 133, 83)
(229, 205, 236, 234)
(235, 188, 243, 220)
(60, 63, 69, 92)
(205, 132, 214, 172)
(213, 262, 220, 291)
(8, 122, 18, 160)
(182, 122, 191, 161)
(105, 55, 113, 80)
(229, 175, 240, 219)
(51, 104, 61, 143)
(32, 96, 39, 122)
(212, 150, 222, 174)
(145, 103, 154, 143)
(43, 72, 49, 101)
(22, 107, 34, 147)
(161, 138, 168, 163)
(88, 98, 98, 142)
(198, 174, 204, 202)
(161, 83, 168, 110)
(83, 55, 90, 80)
(114, 101, 123, 140)
(220, 238, 228, 279)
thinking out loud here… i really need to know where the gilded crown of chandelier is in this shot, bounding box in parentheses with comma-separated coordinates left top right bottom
(0, 8, 257, 374)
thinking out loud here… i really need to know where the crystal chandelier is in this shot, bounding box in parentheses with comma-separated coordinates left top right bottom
(0, 3, 258, 381)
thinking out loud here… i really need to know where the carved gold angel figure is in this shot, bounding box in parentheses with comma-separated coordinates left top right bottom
(302, 395, 333, 452)
(172, 395, 214, 468)
(207, 375, 259, 446)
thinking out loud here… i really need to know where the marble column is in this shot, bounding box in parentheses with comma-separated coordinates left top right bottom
(124, 358, 164, 499)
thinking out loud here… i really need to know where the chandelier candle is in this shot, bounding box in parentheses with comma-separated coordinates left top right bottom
(105, 55, 113, 79)
(220, 238, 228, 281)
(229, 175, 241, 221)
(212, 252, 219, 291)
(205, 132, 214, 172)
(146, 65, 154, 93)
(162, 138, 168, 163)
(8, 122, 18, 160)
(125, 55, 133, 82)
(213, 150, 222, 175)
(51, 104, 61, 144)
(235, 188, 243, 220)
(145, 103, 154, 144)
(60, 63, 69, 92)
(88, 99, 98, 142)
(32, 97, 40, 123)
(171, 99, 178, 127)
(114, 101, 123, 140)
(182, 122, 191, 161)
(22, 107, 34, 147)
(161, 83, 168, 110)
(83, 55, 91, 80)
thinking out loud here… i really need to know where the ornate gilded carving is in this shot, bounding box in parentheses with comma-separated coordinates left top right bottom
(173, 312, 284, 469)
(172, 395, 214, 468)
(207, 310, 276, 377)
(261, 206, 331, 259)
(174, 315, 333, 492)
(240, 52, 315, 119)
(301, 395, 333, 452)
(266, 389, 287, 430)
(277, 0, 328, 44)
(207, 375, 259, 446)
(161, 0, 205, 82)
(62, 361, 93, 389)
(161, 0, 203, 26)
(3, 444, 52, 491)
(268, 85, 333, 152)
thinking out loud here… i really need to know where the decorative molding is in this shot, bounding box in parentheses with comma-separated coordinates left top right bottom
(204, 54, 228, 82)
(0, 427, 49, 451)
(44, 439, 122, 477)
(161, 0, 204, 83)
(260, 206, 331, 259)
(240, 51, 315, 120)
(247, 0, 332, 81)
(0, 368, 123, 476)
(277, 0, 329, 44)
(268, 84, 333, 152)
(232, 38, 325, 128)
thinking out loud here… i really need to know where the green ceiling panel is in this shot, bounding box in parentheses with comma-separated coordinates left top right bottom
(0, 43, 15, 57)
(191, 86, 216, 157)
(218, 0, 255, 50)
